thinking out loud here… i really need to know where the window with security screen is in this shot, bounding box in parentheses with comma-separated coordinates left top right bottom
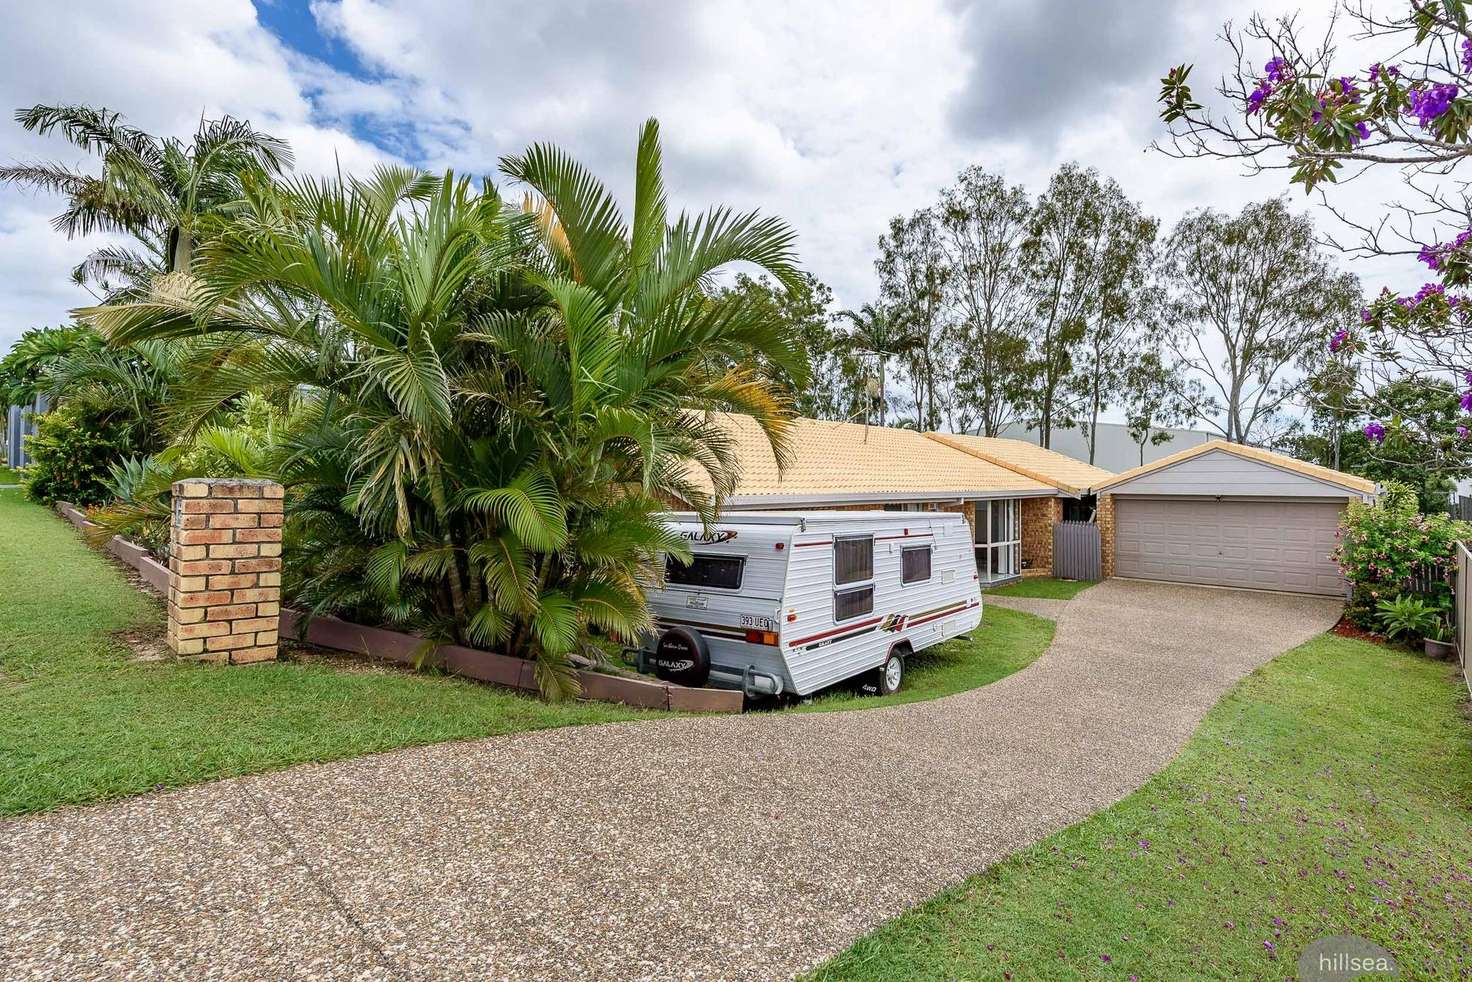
(901, 545, 932, 584)
(834, 585, 874, 621)
(833, 535, 873, 585)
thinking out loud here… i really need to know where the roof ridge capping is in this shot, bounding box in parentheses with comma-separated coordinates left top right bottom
(1093, 438, 1377, 495)
(924, 431, 1115, 496)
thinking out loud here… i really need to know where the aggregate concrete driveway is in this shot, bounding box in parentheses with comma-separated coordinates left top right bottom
(1, 580, 1340, 982)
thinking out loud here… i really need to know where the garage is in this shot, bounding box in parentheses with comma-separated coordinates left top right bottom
(1098, 441, 1377, 597)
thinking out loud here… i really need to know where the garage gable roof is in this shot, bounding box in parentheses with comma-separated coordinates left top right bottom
(1094, 439, 1376, 496)
(925, 432, 1115, 495)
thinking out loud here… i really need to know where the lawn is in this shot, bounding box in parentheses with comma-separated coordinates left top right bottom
(792, 606, 1053, 713)
(985, 576, 1096, 600)
(808, 633, 1472, 980)
(0, 465, 19, 484)
(0, 490, 662, 816)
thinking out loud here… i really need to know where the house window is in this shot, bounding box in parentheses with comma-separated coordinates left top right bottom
(883, 502, 936, 512)
(665, 554, 745, 590)
(834, 585, 875, 621)
(834, 535, 873, 585)
(901, 545, 932, 584)
(975, 498, 1021, 582)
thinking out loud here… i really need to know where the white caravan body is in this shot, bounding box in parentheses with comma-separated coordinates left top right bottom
(637, 511, 983, 697)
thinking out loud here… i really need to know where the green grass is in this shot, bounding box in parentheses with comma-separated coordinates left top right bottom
(985, 576, 1096, 600)
(791, 606, 1053, 713)
(0, 490, 662, 816)
(808, 634, 1472, 980)
(0, 465, 19, 484)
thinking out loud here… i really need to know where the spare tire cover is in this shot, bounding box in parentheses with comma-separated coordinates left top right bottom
(652, 626, 710, 687)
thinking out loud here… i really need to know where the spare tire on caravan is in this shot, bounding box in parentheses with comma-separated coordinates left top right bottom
(633, 511, 982, 699)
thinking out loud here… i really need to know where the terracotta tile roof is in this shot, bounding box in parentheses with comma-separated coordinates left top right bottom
(925, 433, 1115, 494)
(686, 415, 1056, 505)
(1094, 439, 1378, 495)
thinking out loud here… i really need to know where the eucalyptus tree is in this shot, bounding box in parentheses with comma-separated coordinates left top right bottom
(875, 208, 948, 429)
(938, 167, 1037, 437)
(1, 104, 292, 297)
(80, 120, 806, 699)
(1023, 163, 1153, 449)
(1161, 199, 1360, 444)
(836, 303, 922, 426)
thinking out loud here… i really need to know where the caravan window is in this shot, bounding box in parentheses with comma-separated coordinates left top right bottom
(901, 545, 932, 584)
(665, 553, 744, 590)
(834, 585, 874, 621)
(833, 535, 873, 585)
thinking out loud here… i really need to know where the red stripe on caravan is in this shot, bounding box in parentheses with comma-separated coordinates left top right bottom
(787, 616, 883, 646)
(792, 539, 834, 548)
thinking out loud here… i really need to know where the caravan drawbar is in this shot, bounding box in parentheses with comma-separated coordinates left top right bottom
(634, 511, 983, 698)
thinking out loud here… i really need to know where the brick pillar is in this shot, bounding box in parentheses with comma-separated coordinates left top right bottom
(1097, 492, 1116, 578)
(1021, 497, 1063, 575)
(168, 478, 284, 664)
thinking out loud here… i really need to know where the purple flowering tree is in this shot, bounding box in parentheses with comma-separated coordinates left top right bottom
(1158, 1, 1472, 474)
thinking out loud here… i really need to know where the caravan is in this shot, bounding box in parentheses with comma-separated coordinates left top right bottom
(634, 511, 983, 698)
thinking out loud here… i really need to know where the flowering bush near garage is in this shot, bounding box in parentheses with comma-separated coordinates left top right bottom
(1334, 482, 1471, 629)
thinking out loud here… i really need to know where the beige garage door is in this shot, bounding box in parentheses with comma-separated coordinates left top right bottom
(1114, 497, 1346, 595)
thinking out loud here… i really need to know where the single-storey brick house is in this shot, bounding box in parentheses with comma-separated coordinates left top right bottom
(680, 415, 1114, 586)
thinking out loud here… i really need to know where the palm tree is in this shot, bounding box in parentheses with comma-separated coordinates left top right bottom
(1, 104, 292, 298)
(79, 120, 806, 699)
(837, 303, 921, 426)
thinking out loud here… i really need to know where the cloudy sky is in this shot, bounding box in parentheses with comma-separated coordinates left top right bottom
(0, 0, 1424, 393)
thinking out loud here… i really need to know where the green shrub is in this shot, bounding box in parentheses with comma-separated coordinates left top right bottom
(20, 402, 138, 507)
(1334, 481, 1471, 628)
(1374, 594, 1440, 644)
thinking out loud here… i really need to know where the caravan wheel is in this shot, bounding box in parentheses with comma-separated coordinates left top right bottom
(875, 648, 905, 695)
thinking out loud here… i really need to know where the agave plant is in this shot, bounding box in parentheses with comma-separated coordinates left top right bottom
(79, 120, 808, 698)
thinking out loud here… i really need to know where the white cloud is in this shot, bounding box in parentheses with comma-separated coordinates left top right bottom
(0, 0, 1436, 433)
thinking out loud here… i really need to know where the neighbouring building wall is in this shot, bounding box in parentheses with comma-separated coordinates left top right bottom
(996, 420, 1213, 474)
(1098, 493, 1117, 578)
(1021, 497, 1062, 576)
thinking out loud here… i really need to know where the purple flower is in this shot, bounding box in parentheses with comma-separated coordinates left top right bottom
(1461, 390, 1472, 412)
(1248, 80, 1273, 114)
(1338, 76, 1362, 103)
(1352, 121, 1371, 145)
(1463, 39, 1472, 73)
(1330, 328, 1349, 352)
(1265, 940, 1277, 953)
(1265, 56, 1292, 84)
(1361, 306, 1372, 323)
(1406, 83, 1458, 127)
(1463, 370, 1472, 386)
(1369, 63, 1382, 83)
(1458, 425, 1469, 440)
(1365, 422, 1387, 444)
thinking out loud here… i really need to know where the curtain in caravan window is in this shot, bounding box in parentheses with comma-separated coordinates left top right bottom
(834, 536, 874, 584)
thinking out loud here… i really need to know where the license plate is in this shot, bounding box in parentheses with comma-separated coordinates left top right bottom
(740, 614, 775, 630)
(685, 594, 708, 610)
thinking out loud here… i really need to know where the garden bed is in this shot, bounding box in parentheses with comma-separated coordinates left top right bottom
(54, 500, 741, 713)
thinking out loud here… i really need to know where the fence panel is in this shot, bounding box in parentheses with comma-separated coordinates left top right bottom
(1458, 543, 1471, 697)
(1053, 520, 1101, 582)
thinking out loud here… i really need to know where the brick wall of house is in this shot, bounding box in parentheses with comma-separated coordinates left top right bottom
(939, 500, 976, 536)
(1098, 492, 1116, 578)
(1021, 496, 1062, 576)
(167, 478, 284, 664)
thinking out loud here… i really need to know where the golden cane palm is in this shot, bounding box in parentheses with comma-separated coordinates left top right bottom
(2, 104, 293, 298)
(78, 119, 807, 699)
